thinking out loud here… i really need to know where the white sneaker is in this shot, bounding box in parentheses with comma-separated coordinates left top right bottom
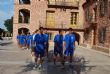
(33, 63, 38, 69)
(38, 64, 42, 70)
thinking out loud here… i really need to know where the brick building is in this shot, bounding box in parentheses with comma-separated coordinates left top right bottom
(83, 0, 110, 54)
(13, 0, 85, 44)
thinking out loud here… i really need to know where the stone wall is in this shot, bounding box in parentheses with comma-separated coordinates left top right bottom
(13, 0, 84, 44)
(83, 0, 110, 54)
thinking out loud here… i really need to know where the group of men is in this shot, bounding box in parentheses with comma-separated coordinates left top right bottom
(16, 27, 76, 69)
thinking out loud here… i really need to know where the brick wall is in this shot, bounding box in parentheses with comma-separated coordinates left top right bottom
(83, 0, 110, 54)
(13, 0, 84, 44)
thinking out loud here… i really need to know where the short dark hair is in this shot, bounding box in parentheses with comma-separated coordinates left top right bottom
(68, 28, 72, 31)
(28, 33, 30, 35)
(59, 29, 63, 33)
(39, 27, 43, 30)
(34, 29, 38, 33)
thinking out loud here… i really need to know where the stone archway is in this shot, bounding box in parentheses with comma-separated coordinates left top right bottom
(18, 28, 29, 35)
(72, 32, 80, 45)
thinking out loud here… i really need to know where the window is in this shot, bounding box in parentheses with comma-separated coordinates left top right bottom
(71, 12, 78, 25)
(86, 0, 90, 2)
(98, 27, 106, 43)
(93, 0, 97, 2)
(19, 0, 30, 4)
(85, 8, 92, 22)
(46, 11, 55, 27)
(84, 28, 90, 40)
(48, 33, 52, 40)
(19, 9, 30, 23)
(99, 0, 107, 16)
(92, 8, 97, 22)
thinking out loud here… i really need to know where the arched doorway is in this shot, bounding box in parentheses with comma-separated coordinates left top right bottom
(72, 32, 80, 45)
(18, 28, 29, 35)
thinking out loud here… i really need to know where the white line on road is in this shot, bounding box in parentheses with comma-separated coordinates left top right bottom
(79, 46, 110, 57)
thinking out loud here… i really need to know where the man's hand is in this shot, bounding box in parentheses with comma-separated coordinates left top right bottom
(63, 42, 66, 51)
(74, 47, 75, 51)
(74, 43, 75, 50)
(55, 43, 60, 51)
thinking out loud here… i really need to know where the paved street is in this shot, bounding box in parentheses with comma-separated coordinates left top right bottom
(0, 40, 110, 74)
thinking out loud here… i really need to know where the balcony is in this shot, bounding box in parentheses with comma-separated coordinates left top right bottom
(47, 1, 79, 9)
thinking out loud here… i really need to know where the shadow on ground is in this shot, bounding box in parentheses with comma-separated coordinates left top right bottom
(0, 49, 7, 50)
(0, 41, 12, 46)
(16, 50, 96, 74)
(16, 63, 34, 74)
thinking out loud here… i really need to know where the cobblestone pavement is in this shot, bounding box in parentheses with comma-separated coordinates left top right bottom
(0, 40, 110, 74)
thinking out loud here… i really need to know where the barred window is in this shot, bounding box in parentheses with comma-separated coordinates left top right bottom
(99, 0, 108, 17)
(46, 11, 55, 27)
(98, 27, 106, 43)
(71, 12, 78, 25)
(85, 8, 92, 22)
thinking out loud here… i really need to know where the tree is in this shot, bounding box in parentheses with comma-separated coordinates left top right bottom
(4, 17, 13, 33)
(0, 28, 4, 33)
(0, 28, 4, 40)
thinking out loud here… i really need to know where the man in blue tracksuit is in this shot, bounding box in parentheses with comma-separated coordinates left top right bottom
(26, 33, 31, 50)
(63, 28, 76, 66)
(19, 33, 26, 48)
(33, 27, 46, 69)
(30, 30, 38, 53)
(53, 29, 64, 66)
(16, 34, 20, 47)
(29, 30, 39, 69)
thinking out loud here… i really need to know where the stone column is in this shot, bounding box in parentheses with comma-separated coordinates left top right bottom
(13, 1, 19, 44)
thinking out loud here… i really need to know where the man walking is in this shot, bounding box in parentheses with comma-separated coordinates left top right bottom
(33, 27, 46, 69)
(53, 29, 64, 67)
(26, 33, 31, 50)
(16, 33, 20, 47)
(63, 28, 76, 66)
(19, 33, 26, 49)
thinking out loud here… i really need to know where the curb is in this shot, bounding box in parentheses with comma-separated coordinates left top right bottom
(79, 46, 110, 57)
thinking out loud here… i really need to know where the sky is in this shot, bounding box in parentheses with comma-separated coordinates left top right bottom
(0, 0, 13, 30)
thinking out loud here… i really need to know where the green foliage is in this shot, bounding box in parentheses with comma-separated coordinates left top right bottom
(4, 17, 13, 33)
(0, 28, 4, 34)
